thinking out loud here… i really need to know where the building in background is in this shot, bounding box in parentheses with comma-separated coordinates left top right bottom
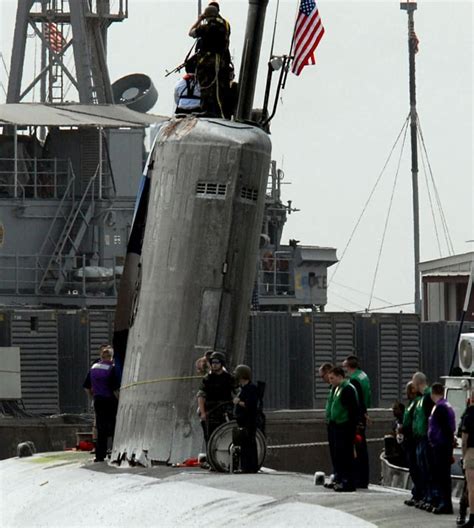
(420, 252, 474, 322)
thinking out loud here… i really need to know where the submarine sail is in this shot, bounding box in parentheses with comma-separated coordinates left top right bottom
(112, 116, 271, 464)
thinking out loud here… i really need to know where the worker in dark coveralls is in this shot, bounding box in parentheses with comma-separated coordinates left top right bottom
(401, 381, 423, 507)
(461, 392, 474, 528)
(343, 355, 372, 488)
(197, 351, 235, 443)
(428, 382, 456, 514)
(83, 345, 120, 462)
(327, 366, 359, 492)
(233, 364, 259, 473)
(411, 371, 435, 510)
(319, 362, 337, 487)
(188, 4, 231, 117)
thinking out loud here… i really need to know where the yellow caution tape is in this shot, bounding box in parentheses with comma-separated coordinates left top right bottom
(120, 375, 202, 390)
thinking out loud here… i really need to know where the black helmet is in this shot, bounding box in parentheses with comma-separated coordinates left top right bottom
(234, 364, 252, 381)
(210, 351, 226, 365)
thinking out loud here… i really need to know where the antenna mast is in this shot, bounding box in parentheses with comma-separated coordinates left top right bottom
(400, 1, 421, 315)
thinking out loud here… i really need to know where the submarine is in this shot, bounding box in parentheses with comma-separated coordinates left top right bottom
(112, 0, 271, 465)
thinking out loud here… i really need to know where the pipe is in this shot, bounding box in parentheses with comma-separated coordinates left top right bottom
(236, 0, 269, 122)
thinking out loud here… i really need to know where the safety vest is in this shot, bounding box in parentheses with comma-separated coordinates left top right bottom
(412, 387, 431, 437)
(350, 369, 372, 409)
(325, 386, 334, 423)
(329, 379, 358, 424)
(402, 396, 420, 430)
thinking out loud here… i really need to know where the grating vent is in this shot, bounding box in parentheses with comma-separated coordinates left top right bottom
(241, 186, 258, 202)
(196, 181, 227, 198)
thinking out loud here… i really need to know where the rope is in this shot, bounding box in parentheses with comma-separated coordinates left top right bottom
(417, 117, 455, 255)
(368, 119, 409, 310)
(121, 375, 202, 390)
(331, 280, 392, 306)
(329, 115, 410, 286)
(267, 437, 385, 450)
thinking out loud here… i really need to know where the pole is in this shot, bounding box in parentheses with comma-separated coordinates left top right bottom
(236, 0, 270, 121)
(198, 0, 202, 16)
(400, 1, 421, 315)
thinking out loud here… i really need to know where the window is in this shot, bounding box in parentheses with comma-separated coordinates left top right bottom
(240, 186, 258, 202)
(196, 181, 227, 198)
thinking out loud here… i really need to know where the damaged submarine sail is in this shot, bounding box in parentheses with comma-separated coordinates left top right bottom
(112, 0, 271, 465)
(112, 117, 271, 465)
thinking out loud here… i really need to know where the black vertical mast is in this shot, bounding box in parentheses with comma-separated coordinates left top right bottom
(401, 1, 421, 315)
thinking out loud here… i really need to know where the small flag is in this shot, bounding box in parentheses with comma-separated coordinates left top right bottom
(44, 23, 66, 54)
(291, 0, 325, 76)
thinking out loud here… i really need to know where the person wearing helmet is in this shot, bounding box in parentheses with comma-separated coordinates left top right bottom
(197, 351, 235, 443)
(233, 364, 259, 473)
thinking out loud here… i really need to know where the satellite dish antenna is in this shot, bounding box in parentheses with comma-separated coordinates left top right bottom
(112, 74, 158, 113)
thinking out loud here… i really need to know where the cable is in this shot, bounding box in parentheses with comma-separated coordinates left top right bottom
(417, 116, 455, 255)
(329, 115, 410, 286)
(330, 280, 392, 305)
(357, 302, 414, 313)
(367, 119, 409, 310)
(329, 290, 367, 310)
(419, 128, 442, 256)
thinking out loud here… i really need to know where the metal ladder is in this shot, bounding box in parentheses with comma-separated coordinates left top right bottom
(38, 168, 98, 294)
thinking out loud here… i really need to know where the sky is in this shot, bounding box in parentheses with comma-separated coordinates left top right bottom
(0, 0, 472, 313)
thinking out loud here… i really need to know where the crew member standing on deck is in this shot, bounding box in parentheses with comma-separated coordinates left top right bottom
(428, 382, 456, 514)
(233, 364, 259, 473)
(327, 366, 359, 492)
(188, 5, 231, 117)
(83, 345, 120, 462)
(319, 362, 337, 487)
(412, 371, 435, 511)
(343, 355, 372, 488)
(197, 351, 235, 444)
(401, 380, 423, 508)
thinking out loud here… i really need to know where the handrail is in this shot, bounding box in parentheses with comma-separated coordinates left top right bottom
(54, 165, 98, 261)
(37, 170, 76, 257)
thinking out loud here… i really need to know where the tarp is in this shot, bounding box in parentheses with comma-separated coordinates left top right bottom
(0, 103, 168, 128)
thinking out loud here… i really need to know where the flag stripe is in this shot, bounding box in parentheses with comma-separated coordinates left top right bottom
(293, 24, 324, 75)
(291, 0, 325, 76)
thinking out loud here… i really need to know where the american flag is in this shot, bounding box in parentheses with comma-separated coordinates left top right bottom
(291, 0, 325, 76)
(44, 23, 66, 54)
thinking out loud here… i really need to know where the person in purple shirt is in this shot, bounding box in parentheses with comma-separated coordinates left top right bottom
(83, 345, 120, 462)
(428, 382, 456, 514)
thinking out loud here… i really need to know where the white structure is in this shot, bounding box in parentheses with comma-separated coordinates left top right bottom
(420, 252, 473, 321)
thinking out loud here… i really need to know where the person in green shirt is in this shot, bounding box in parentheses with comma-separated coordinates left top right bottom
(319, 362, 336, 487)
(343, 355, 371, 488)
(401, 380, 423, 507)
(412, 371, 435, 511)
(327, 366, 359, 492)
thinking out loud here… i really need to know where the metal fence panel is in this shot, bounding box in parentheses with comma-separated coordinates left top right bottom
(57, 311, 90, 413)
(289, 313, 314, 409)
(313, 313, 355, 405)
(245, 312, 290, 410)
(88, 310, 114, 364)
(11, 310, 59, 414)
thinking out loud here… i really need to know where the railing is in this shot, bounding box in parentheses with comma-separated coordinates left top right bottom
(257, 251, 294, 296)
(0, 157, 72, 199)
(0, 254, 122, 297)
